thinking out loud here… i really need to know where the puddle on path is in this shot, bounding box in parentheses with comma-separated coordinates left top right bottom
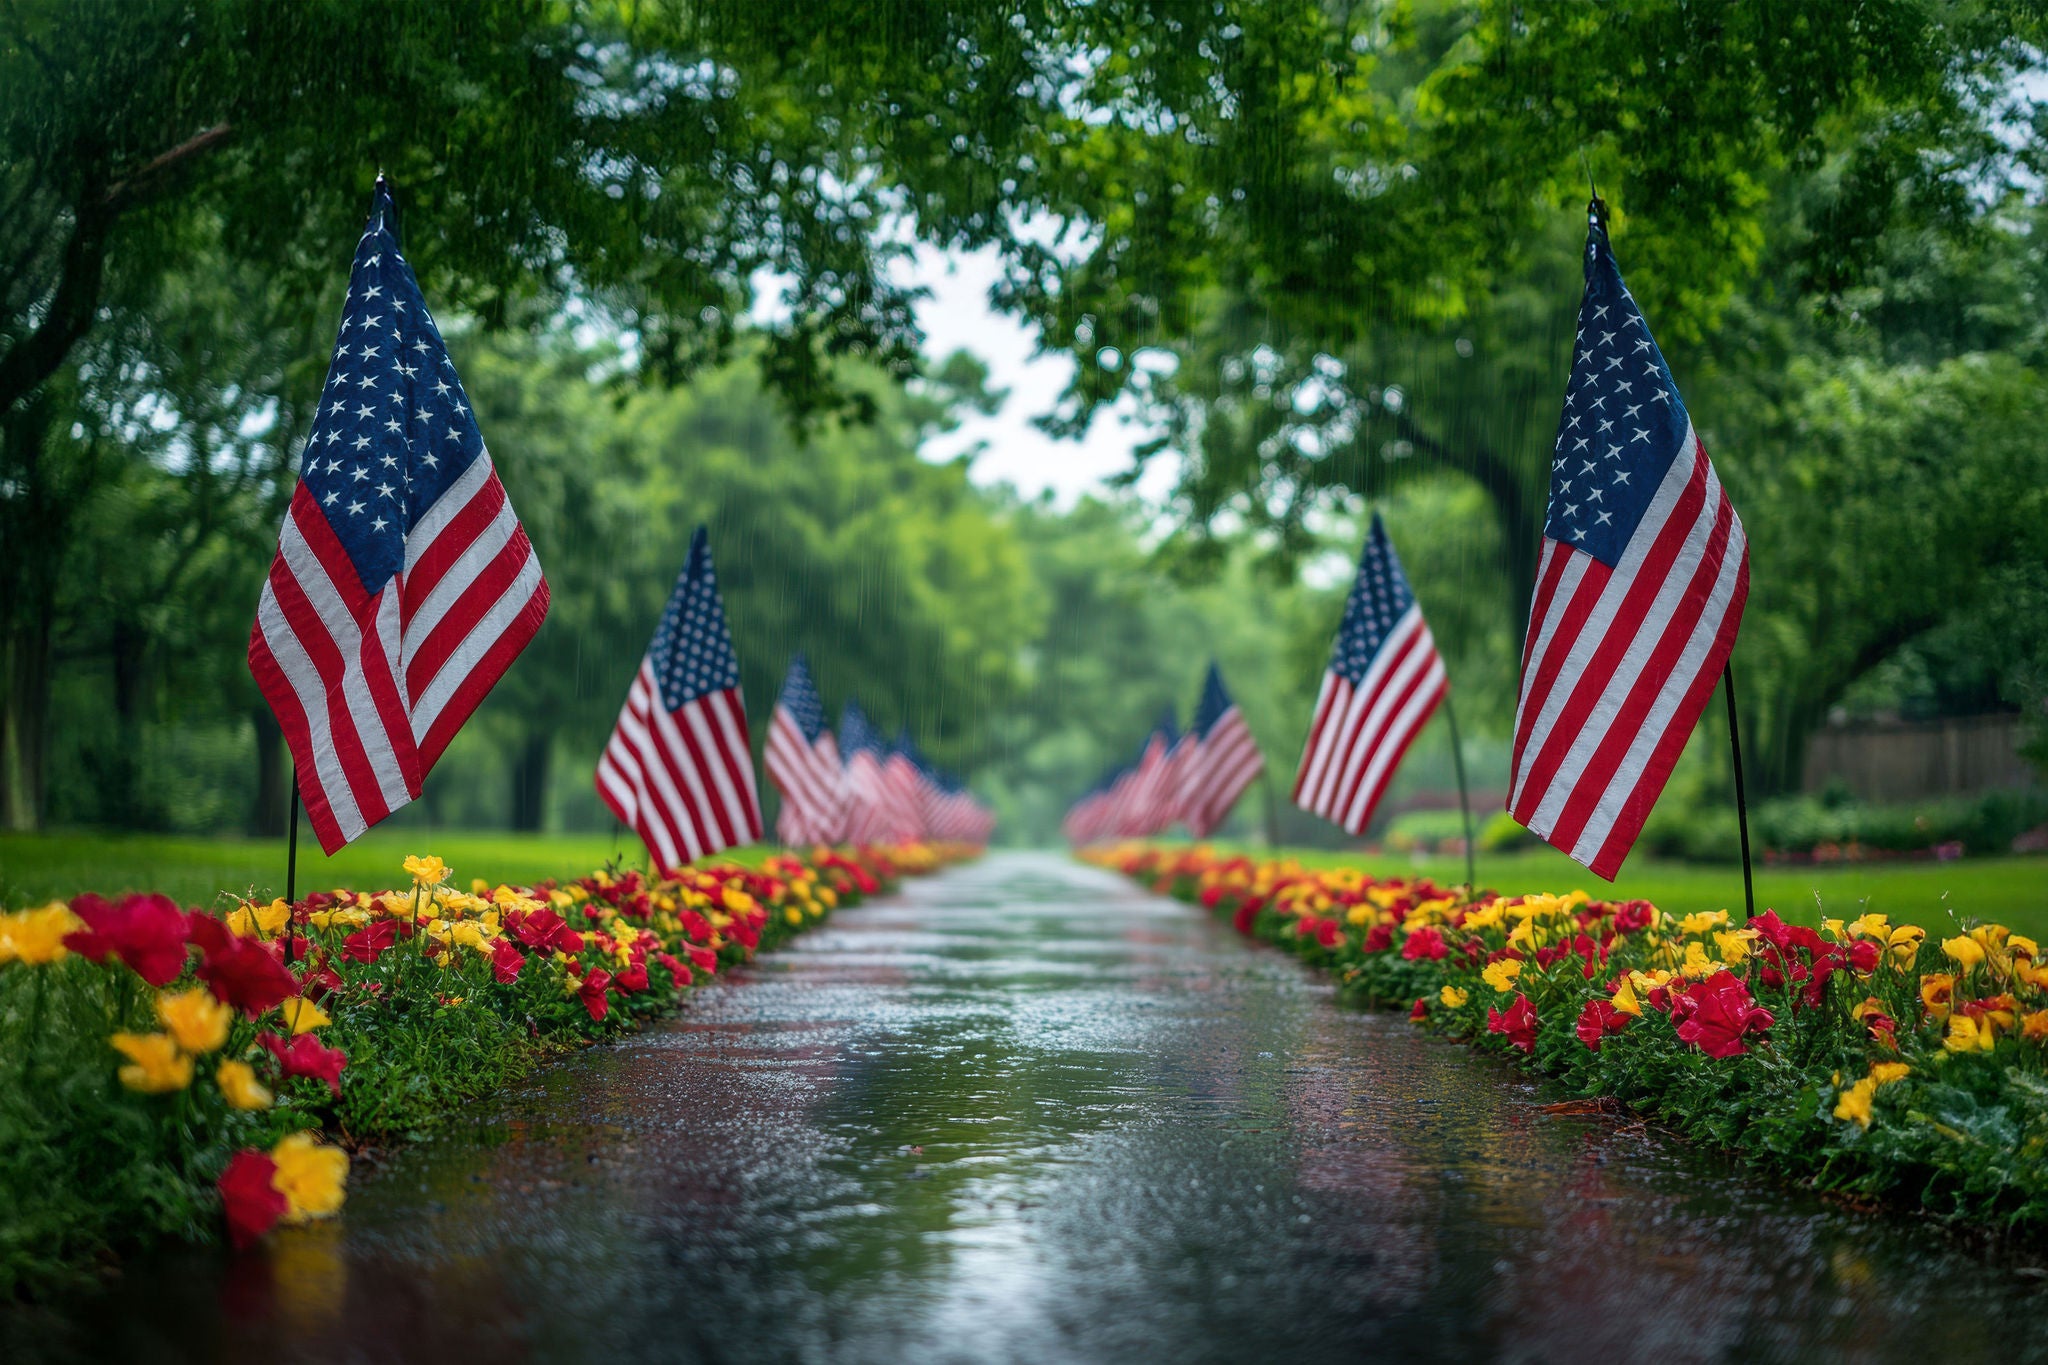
(10, 853, 2047, 1364)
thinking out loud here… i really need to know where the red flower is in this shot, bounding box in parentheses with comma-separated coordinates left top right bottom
(1613, 900, 1654, 934)
(576, 968, 614, 1022)
(64, 893, 193, 986)
(654, 952, 691, 989)
(728, 917, 761, 950)
(1846, 939, 1882, 974)
(297, 961, 344, 1000)
(1316, 919, 1347, 950)
(684, 944, 719, 976)
(1401, 927, 1449, 961)
(259, 1031, 349, 1096)
(614, 962, 650, 994)
(1361, 922, 1392, 953)
(1672, 973, 1775, 1058)
(489, 937, 526, 984)
(342, 920, 400, 964)
(218, 1149, 286, 1250)
(1575, 998, 1631, 1051)
(1409, 998, 1429, 1021)
(509, 907, 573, 953)
(1232, 896, 1264, 935)
(197, 931, 299, 1017)
(678, 908, 713, 942)
(1487, 992, 1539, 1053)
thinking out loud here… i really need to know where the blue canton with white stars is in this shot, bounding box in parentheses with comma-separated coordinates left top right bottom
(1329, 512, 1417, 685)
(778, 652, 828, 742)
(648, 527, 743, 711)
(300, 181, 486, 595)
(1545, 207, 1691, 567)
(1191, 662, 1234, 738)
(840, 700, 882, 758)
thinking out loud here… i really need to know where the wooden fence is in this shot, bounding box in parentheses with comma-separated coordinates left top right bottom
(1803, 714, 2037, 804)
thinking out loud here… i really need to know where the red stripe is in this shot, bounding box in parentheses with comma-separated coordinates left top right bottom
(402, 471, 507, 616)
(1513, 452, 1711, 823)
(1588, 548, 1751, 878)
(1342, 675, 1446, 837)
(710, 689, 764, 840)
(668, 698, 741, 849)
(1291, 676, 1346, 804)
(405, 528, 534, 701)
(624, 681, 713, 863)
(1328, 652, 1442, 831)
(264, 556, 392, 834)
(356, 594, 422, 801)
(416, 570, 549, 772)
(1520, 540, 1565, 676)
(290, 488, 374, 611)
(1509, 555, 1610, 802)
(1545, 489, 1736, 853)
(247, 628, 348, 854)
(1321, 631, 1434, 821)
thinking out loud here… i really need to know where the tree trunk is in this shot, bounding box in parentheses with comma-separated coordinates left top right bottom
(250, 706, 289, 836)
(511, 730, 551, 832)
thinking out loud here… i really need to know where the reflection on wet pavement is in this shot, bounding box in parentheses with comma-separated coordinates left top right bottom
(12, 853, 2048, 1364)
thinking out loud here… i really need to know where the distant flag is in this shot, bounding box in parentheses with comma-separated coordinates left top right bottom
(594, 527, 763, 871)
(1062, 766, 1122, 847)
(1508, 205, 1748, 879)
(1108, 715, 1177, 837)
(249, 178, 548, 853)
(1180, 663, 1264, 838)
(884, 730, 933, 842)
(840, 702, 915, 845)
(766, 653, 846, 847)
(1294, 513, 1446, 836)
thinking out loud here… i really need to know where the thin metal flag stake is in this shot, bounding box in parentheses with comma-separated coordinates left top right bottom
(1441, 694, 1477, 896)
(285, 766, 300, 905)
(1723, 662, 1757, 920)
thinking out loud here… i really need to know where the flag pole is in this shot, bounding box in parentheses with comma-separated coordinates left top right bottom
(1722, 662, 1756, 920)
(1441, 694, 1477, 896)
(285, 766, 301, 905)
(1260, 769, 1281, 850)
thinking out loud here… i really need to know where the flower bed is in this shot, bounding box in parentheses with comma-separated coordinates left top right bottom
(0, 842, 970, 1294)
(1086, 843, 2048, 1232)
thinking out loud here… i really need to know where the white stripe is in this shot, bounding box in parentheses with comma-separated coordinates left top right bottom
(707, 688, 762, 837)
(617, 666, 705, 864)
(402, 492, 518, 676)
(1570, 498, 1746, 860)
(276, 523, 412, 814)
(1318, 615, 1435, 822)
(595, 745, 640, 827)
(1510, 422, 1701, 811)
(256, 582, 368, 841)
(1294, 673, 1350, 813)
(651, 694, 729, 853)
(684, 692, 750, 841)
(1525, 443, 1722, 835)
(1336, 654, 1446, 833)
(410, 550, 542, 740)
(404, 447, 494, 573)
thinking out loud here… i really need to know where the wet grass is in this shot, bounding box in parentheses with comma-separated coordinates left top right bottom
(0, 830, 776, 906)
(1222, 843, 2048, 937)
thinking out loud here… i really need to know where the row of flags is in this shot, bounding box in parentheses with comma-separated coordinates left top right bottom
(252, 180, 991, 872)
(767, 659, 996, 849)
(1061, 664, 1266, 845)
(1070, 201, 1747, 881)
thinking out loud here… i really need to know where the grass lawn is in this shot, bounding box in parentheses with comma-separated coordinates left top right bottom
(1222, 842, 2048, 938)
(0, 829, 777, 907)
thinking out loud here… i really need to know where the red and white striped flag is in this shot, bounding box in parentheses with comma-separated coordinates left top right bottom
(1293, 513, 1446, 836)
(1508, 206, 1747, 878)
(249, 178, 547, 853)
(595, 527, 763, 872)
(766, 653, 846, 846)
(1179, 663, 1264, 838)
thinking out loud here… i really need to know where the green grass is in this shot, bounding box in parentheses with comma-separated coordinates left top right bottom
(1222, 842, 2048, 938)
(0, 830, 777, 907)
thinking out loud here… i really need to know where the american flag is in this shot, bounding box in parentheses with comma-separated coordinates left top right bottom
(1110, 716, 1176, 837)
(594, 526, 763, 871)
(840, 702, 918, 845)
(883, 731, 934, 842)
(249, 179, 547, 854)
(766, 652, 846, 847)
(1179, 663, 1264, 838)
(1508, 206, 1748, 879)
(1293, 512, 1446, 836)
(1061, 766, 1121, 846)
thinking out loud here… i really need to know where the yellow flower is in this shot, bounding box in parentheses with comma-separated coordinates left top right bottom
(2024, 1010, 2048, 1042)
(784, 907, 804, 926)
(1680, 940, 1725, 980)
(720, 886, 757, 915)
(269, 1132, 349, 1223)
(1611, 976, 1644, 1017)
(1919, 973, 1955, 1021)
(1847, 912, 1891, 941)
(156, 989, 232, 1054)
(1677, 910, 1729, 936)
(1439, 985, 1469, 1008)
(1481, 959, 1522, 993)
(279, 996, 330, 1034)
(1942, 935, 1986, 970)
(216, 1059, 273, 1110)
(1887, 924, 1927, 963)
(1869, 1062, 1911, 1086)
(403, 855, 448, 887)
(1833, 1077, 1878, 1129)
(0, 903, 84, 965)
(1344, 904, 1374, 927)
(227, 898, 292, 939)
(1462, 902, 1505, 931)
(2012, 935, 2040, 961)
(1944, 1014, 1997, 1054)
(110, 1032, 193, 1093)
(1714, 930, 1755, 965)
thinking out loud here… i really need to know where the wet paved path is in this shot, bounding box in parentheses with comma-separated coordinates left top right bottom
(19, 854, 2048, 1363)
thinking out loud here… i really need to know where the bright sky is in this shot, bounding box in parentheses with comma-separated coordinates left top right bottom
(898, 241, 1175, 504)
